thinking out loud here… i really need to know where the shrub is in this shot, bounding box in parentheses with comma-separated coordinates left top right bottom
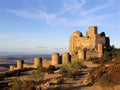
(10, 80, 24, 90)
(88, 65, 108, 84)
(98, 73, 115, 87)
(60, 63, 71, 78)
(24, 81, 36, 90)
(29, 64, 44, 82)
(103, 46, 120, 62)
(10, 80, 37, 90)
(60, 59, 83, 78)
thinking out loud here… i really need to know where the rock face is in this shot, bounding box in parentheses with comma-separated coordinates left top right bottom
(69, 26, 110, 61)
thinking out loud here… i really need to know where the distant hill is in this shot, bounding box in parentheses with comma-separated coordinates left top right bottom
(0, 54, 51, 61)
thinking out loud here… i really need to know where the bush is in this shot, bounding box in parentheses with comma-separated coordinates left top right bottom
(24, 81, 36, 90)
(98, 73, 115, 87)
(10, 80, 25, 90)
(60, 59, 83, 78)
(29, 64, 44, 82)
(103, 46, 120, 62)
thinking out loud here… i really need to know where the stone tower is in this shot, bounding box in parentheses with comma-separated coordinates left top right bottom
(34, 57, 42, 68)
(9, 65, 14, 71)
(17, 60, 24, 70)
(62, 52, 70, 64)
(51, 52, 59, 65)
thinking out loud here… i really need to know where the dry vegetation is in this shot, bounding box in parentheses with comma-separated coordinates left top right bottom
(87, 56, 120, 89)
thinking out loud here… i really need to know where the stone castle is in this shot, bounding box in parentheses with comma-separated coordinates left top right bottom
(69, 26, 110, 61)
(9, 26, 110, 71)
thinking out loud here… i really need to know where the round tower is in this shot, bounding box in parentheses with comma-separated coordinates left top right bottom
(17, 60, 24, 70)
(9, 65, 14, 71)
(62, 52, 70, 64)
(98, 44, 103, 57)
(51, 52, 59, 65)
(34, 57, 42, 69)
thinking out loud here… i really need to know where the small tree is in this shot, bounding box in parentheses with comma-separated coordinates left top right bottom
(103, 46, 120, 62)
(60, 59, 83, 78)
(29, 64, 44, 82)
(10, 79, 27, 90)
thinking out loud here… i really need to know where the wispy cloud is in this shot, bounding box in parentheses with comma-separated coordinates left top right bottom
(81, 0, 114, 15)
(5, 0, 117, 27)
(56, 0, 87, 15)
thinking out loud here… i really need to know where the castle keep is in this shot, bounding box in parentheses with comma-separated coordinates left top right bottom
(69, 26, 110, 60)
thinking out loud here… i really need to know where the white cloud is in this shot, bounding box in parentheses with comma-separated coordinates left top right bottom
(81, 0, 114, 15)
(57, 0, 87, 15)
(5, 0, 118, 27)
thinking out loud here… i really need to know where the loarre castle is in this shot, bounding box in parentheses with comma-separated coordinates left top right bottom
(9, 26, 110, 71)
(69, 26, 110, 61)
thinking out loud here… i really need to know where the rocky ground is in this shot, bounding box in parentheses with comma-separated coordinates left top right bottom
(0, 60, 120, 90)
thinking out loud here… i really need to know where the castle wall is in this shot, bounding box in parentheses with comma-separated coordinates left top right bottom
(86, 51, 99, 60)
(77, 37, 95, 50)
(42, 60, 51, 68)
(23, 64, 33, 68)
(70, 36, 95, 54)
(9, 65, 14, 71)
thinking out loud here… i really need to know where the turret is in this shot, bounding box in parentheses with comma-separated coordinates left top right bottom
(51, 52, 59, 65)
(17, 60, 24, 70)
(62, 52, 70, 64)
(34, 57, 42, 68)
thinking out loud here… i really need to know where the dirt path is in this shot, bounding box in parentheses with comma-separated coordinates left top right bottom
(62, 61, 102, 90)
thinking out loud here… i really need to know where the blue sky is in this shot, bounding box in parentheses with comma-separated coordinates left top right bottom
(0, 0, 120, 54)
